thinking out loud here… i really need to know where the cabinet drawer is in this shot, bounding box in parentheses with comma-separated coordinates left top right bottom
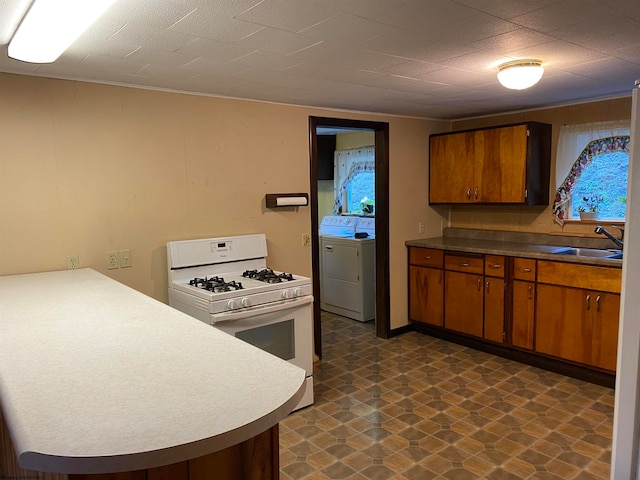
(445, 253, 484, 274)
(538, 261, 622, 293)
(409, 247, 443, 268)
(514, 258, 536, 281)
(485, 255, 505, 278)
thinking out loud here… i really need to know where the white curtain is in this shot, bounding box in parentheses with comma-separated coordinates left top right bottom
(553, 120, 630, 225)
(555, 120, 630, 189)
(333, 146, 375, 214)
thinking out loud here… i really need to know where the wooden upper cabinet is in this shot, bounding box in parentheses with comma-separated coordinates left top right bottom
(429, 132, 475, 203)
(475, 125, 527, 203)
(429, 122, 551, 205)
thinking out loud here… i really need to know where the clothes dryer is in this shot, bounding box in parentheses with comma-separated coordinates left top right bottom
(319, 216, 376, 322)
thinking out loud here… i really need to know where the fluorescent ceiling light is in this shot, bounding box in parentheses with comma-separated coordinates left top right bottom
(8, 0, 117, 63)
(497, 60, 544, 90)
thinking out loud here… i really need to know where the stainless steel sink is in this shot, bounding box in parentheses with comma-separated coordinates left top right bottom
(550, 247, 623, 259)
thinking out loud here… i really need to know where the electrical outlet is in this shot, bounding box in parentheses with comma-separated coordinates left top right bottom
(106, 251, 119, 270)
(119, 249, 132, 268)
(66, 255, 79, 270)
(302, 233, 311, 247)
(418, 222, 425, 234)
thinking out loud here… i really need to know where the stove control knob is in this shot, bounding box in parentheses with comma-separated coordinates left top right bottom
(227, 300, 237, 310)
(241, 297, 251, 307)
(282, 289, 292, 299)
(294, 288, 302, 297)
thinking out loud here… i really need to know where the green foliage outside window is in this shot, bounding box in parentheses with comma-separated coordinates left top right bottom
(570, 151, 628, 219)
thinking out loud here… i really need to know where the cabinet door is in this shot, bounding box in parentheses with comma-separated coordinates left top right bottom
(444, 271, 483, 337)
(484, 277, 504, 343)
(474, 125, 528, 203)
(512, 280, 535, 349)
(535, 284, 591, 365)
(429, 132, 475, 203)
(590, 292, 620, 371)
(409, 266, 443, 326)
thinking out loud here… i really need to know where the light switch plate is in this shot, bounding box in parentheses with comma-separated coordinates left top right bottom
(119, 249, 132, 268)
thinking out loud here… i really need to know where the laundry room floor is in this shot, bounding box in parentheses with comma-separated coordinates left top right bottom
(279, 312, 614, 480)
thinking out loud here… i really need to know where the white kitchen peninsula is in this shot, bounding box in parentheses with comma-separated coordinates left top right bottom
(0, 268, 306, 479)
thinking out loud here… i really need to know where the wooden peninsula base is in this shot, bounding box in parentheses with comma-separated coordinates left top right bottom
(1, 414, 279, 480)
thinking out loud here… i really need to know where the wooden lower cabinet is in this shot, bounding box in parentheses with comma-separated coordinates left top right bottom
(483, 277, 504, 343)
(591, 292, 620, 371)
(444, 271, 483, 337)
(535, 284, 619, 370)
(512, 280, 535, 349)
(536, 284, 591, 364)
(408, 249, 621, 377)
(409, 265, 443, 326)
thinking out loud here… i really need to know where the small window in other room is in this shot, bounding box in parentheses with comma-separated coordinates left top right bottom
(552, 121, 630, 225)
(333, 145, 375, 215)
(347, 171, 375, 214)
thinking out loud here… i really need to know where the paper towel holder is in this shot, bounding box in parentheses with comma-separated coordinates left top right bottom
(265, 193, 309, 208)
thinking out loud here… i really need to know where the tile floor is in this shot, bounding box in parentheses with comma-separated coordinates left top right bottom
(279, 312, 615, 480)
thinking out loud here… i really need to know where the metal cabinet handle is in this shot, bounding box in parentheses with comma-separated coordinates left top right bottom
(596, 295, 601, 312)
(489, 264, 502, 269)
(477, 279, 482, 291)
(586, 294, 591, 310)
(485, 280, 490, 292)
(528, 285, 532, 300)
(474, 186, 478, 200)
(519, 267, 532, 273)
(466, 188, 472, 199)
(459, 262, 470, 267)
(325, 245, 333, 252)
(424, 256, 431, 260)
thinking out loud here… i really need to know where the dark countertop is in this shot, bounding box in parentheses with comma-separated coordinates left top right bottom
(406, 232, 623, 268)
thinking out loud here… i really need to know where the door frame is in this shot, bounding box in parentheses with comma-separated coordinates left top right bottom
(309, 116, 390, 358)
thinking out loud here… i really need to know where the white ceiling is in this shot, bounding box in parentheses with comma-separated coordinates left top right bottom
(1, 0, 639, 120)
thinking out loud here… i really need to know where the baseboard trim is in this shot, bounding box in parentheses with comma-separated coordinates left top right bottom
(388, 324, 414, 338)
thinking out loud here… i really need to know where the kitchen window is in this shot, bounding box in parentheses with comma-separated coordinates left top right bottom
(552, 121, 630, 225)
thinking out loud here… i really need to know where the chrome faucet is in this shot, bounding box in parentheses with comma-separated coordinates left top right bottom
(594, 225, 624, 250)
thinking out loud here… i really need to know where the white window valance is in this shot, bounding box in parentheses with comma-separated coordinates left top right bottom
(555, 120, 630, 189)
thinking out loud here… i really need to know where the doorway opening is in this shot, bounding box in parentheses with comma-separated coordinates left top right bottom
(309, 116, 390, 359)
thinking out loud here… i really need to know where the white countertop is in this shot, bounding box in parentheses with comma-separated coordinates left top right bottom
(0, 268, 306, 474)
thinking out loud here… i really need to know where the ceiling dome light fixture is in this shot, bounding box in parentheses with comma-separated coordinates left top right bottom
(497, 59, 544, 90)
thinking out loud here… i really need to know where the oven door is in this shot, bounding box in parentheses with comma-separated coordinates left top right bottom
(211, 296, 313, 375)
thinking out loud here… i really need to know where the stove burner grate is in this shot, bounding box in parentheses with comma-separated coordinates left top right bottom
(189, 276, 244, 292)
(242, 269, 295, 283)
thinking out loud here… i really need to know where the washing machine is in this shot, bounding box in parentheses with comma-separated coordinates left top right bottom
(319, 215, 376, 322)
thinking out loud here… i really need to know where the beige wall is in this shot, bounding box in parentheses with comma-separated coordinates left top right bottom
(0, 72, 449, 330)
(335, 131, 375, 150)
(317, 180, 334, 220)
(449, 97, 632, 236)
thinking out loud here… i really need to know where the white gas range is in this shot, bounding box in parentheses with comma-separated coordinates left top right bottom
(167, 234, 313, 411)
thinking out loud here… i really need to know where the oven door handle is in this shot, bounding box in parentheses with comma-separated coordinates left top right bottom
(212, 296, 313, 323)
